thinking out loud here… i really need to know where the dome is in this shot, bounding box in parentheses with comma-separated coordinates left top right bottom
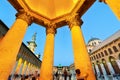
(87, 37, 101, 46)
(88, 38, 100, 43)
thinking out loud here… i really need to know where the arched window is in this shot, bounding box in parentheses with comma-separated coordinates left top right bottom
(104, 50, 108, 56)
(96, 54, 99, 59)
(118, 43, 120, 48)
(102, 59, 111, 75)
(113, 46, 118, 52)
(101, 52, 104, 57)
(94, 42, 96, 45)
(108, 48, 113, 54)
(91, 56, 93, 60)
(98, 53, 101, 58)
(109, 56, 120, 74)
(94, 55, 96, 60)
(97, 61, 103, 75)
(92, 63, 97, 76)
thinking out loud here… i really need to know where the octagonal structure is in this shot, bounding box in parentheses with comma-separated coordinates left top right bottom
(8, 0, 95, 27)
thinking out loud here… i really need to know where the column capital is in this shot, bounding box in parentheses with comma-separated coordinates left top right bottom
(66, 13, 83, 29)
(46, 23, 57, 35)
(16, 9, 34, 25)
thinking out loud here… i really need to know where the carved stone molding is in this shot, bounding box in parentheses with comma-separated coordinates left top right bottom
(66, 13, 83, 30)
(46, 23, 57, 35)
(16, 9, 34, 25)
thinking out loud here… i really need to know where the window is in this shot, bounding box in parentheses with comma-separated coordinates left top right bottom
(101, 52, 104, 57)
(118, 43, 120, 48)
(92, 57, 94, 60)
(96, 54, 99, 59)
(98, 53, 101, 58)
(94, 55, 96, 60)
(89, 49, 92, 53)
(104, 50, 108, 56)
(113, 46, 118, 52)
(108, 48, 113, 54)
(98, 41, 101, 44)
(94, 42, 96, 45)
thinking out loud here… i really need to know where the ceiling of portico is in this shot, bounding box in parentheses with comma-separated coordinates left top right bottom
(8, 0, 95, 27)
(23, 0, 79, 19)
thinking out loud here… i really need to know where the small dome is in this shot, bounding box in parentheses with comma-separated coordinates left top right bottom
(87, 37, 101, 46)
(88, 38, 100, 43)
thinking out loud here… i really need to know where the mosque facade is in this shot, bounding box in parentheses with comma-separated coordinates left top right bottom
(89, 30, 120, 80)
(69, 30, 120, 80)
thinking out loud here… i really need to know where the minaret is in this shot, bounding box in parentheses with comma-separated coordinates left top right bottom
(27, 32, 37, 53)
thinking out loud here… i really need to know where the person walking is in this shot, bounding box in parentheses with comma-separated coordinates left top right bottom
(75, 69, 88, 80)
(68, 70, 72, 80)
(64, 69, 67, 80)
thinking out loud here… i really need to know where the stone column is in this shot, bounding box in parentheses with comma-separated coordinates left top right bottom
(39, 23, 56, 80)
(22, 61, 28, 75)
(11, 60, 19, 79)
(67, 13, 96, 80)
(95, 64, 100, 79)
(107, 62, 115, 74)
(100, 63, 109, 80)
(18, 60, 25, 75)
(0, 9, 33, 79)
(116, 60, 120, 69)
(26, 63, 31, 75)
(29, 64, 33, 75)
(23, 62, 29, 75)
(107, 62, 118, 80)
(16, 58, 23, 74)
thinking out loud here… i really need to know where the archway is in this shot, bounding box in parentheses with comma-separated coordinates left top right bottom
(102, 59, 111, 75)
(109, 56, 120, 74)
(96, 61, 103, 76)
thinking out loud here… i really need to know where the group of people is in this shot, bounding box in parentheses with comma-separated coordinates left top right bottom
(8, 69, 88, 80)
(53, 69, 88, 80)
(8, 71, 40, 80)
(54, 69, 72, 80)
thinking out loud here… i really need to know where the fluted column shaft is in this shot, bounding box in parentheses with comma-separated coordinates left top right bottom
(67, 14, 96, 80)
(0, 10, 33, 80)
(39, 23, 56, 80)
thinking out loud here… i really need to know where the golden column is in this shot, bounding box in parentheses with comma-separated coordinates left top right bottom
(0, 9, 33, 80)
(67, 14, 96, 80)
(39, 23, 56, 80)
(99, 0, 120, 20)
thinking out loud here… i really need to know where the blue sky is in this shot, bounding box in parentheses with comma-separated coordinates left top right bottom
(0, 0, 120, 66)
